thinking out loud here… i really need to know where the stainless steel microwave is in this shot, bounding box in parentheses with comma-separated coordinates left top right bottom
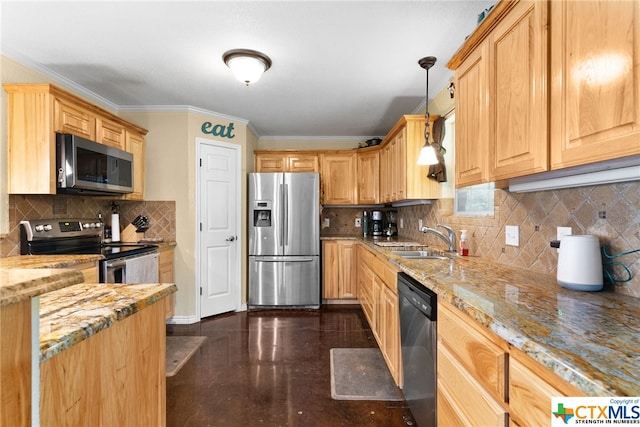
(56, 133, 134, 195)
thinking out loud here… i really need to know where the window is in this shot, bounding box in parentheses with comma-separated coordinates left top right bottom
(454, 182, 495, 216)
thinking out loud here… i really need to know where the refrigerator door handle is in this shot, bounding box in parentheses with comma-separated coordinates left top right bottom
(252, 256, 315, 262)
(283, 183, 289, 247)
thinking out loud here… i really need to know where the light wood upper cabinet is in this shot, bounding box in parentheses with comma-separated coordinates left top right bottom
(96, 116, 127, 150)
(54, 97, 96, 140)
(123, 131, 145, 200)
(450, 0, 639, 187)
(380, 115, 440, 201)
(453, 44, 490, 187)
(356, 149, 379, 204)
(550, 0, 640, 169)
(321, 152, 357, 204)
(3, 84, 148, 196)
(489, 0, 549, 181)
(451, 0, 548, 186)
(254, 151, 319, 172)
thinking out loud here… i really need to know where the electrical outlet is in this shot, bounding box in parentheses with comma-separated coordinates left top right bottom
(418, 219, 423, 230)
(505, 225, 519, 246)
(556, 227, 572, 253)
(324, 218, 330, 227)
(400, 218, 404, 229)
(355, 218, 361, 227)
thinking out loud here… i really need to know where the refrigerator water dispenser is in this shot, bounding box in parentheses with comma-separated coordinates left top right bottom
(253, 201, 272, 227)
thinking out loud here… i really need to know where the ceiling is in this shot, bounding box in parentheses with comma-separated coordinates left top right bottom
(1, 1, 493, 140)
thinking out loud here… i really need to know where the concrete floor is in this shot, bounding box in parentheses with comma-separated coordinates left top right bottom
(166, 305, 415, 427)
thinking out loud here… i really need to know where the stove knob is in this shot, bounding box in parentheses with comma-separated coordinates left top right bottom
(44, 224, 53, 231)
(83, 223, 91, 229)
(35, 225, 45, 232)
(95, 222, 103, 229)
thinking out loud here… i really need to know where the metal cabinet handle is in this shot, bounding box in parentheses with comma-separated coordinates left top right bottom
(226, 236, 236, 242)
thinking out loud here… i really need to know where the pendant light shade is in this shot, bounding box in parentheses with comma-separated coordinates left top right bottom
(416, 56, 439, 166)
(417, 144, 439, 165)
(223, 49, 272, 86)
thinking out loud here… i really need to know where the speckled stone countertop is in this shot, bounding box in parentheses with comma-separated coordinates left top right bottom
(39, 281, 177, 362)
(0, 255, 102, 306)
(331, 235, 640, 397)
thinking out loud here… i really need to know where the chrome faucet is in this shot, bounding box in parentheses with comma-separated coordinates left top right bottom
(420, 224, 456, 253)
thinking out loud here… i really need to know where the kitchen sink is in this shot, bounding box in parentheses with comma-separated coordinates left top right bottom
(390, 250, 449, 260)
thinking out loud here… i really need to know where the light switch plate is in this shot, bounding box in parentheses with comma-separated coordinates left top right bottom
(418, 219, 423, 231)
(505, 225, 519, 246)
(400, 218, 404, 229)
(324, 218, 330, 227)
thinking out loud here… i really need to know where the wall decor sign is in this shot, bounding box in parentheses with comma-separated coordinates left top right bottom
(201, 121, 236, 139)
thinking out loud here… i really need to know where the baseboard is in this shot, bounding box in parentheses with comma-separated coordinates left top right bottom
(166, 315, 199, 325)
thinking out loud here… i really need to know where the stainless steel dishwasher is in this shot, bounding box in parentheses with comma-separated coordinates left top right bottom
(398, 272, 437, 427)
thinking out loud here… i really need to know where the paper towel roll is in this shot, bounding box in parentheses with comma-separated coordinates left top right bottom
(111, 214, 120, 242)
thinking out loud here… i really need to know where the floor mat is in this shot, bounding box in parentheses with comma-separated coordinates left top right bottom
(166, 336, 207, 377)
(330, 348, 404, 401)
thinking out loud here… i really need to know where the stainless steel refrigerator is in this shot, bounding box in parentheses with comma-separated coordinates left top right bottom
(248, 172, 320, 308)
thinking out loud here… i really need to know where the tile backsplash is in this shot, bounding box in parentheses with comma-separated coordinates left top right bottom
(322, 181, 640, 298)
(0, 195, 176, 257)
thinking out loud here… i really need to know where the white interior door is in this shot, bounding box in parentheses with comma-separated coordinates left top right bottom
(198, 139, 240, 318)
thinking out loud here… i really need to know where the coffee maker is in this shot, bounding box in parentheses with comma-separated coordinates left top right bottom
(372, 211, 384, 236)
(385, 210, 398, 236)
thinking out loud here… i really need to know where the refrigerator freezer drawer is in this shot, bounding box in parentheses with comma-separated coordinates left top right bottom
(249, 256, 320, 307)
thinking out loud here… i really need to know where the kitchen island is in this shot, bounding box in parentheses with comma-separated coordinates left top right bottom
(322, 235, 640, 397)
(0, 255, 176, 427)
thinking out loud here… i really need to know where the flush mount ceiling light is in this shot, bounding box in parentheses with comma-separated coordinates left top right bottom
(416, 56, 439, 166)
(223, 49, 272, 86)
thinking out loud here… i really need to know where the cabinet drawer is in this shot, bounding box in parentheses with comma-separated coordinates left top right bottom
(509, 357, 570, 427)
(439, 302, 508, 402)
(438, 345, 508, 427)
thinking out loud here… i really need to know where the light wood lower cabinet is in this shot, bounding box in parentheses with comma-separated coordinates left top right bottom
(438, 298, 586, 426)
(73, 261, 99, 283)
(356, 243, 401, 386)
(322, 240, 357, 300)
(40, 300, 167, 427)
(0, 299, 32, 427)
(159, 246, 176, 319)
(509, 350, 585, 426)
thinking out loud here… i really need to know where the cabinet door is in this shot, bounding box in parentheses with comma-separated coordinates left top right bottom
(379, 145, 391, 203)
(96, 117, 126, 149)
(381, 284, 400, 385)
(322, 241, 340, 298)
(338, 241, 357, 299)
(287, 154, 319, 172)
(391, 133, 406, 201)
(255, 154, 285, 172)
(490, 0, 549, 180)
(321, 153, 356, 204)
(357, 150, 379, 204)
(54, 97, 96, 140)
(123, 131, 145, 200)
(455, 43, 490, 187)
(550, 0, 640, 169)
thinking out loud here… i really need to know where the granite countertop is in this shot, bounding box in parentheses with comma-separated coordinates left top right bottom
(39, 281, 177, 362)
(0, 255, 102, 306)
(350, 236, 640, 397)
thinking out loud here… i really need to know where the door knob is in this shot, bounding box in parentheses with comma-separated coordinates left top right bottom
(226, 236, 236, 242)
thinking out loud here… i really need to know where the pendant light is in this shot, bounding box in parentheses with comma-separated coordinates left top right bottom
(223, 49, 272, 86)
(416, 56, 439, 165)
